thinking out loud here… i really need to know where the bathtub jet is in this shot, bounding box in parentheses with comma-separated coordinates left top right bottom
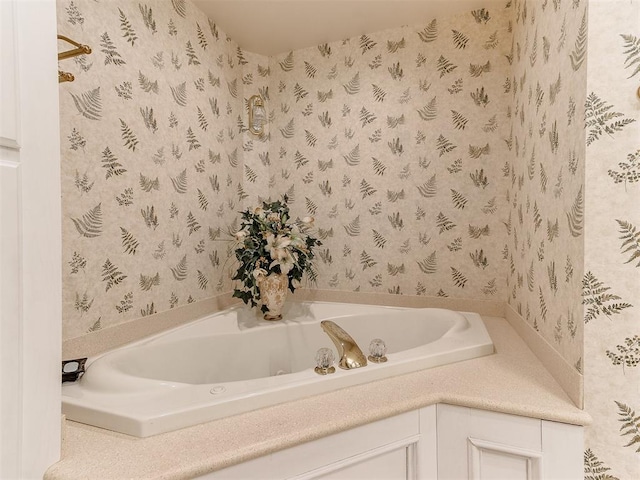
(62, 301, 494, 437)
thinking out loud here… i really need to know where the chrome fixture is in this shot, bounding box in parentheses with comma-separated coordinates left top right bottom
(368, 338, 388, 363)
(247, 94, 266, 135)
(320, 320, 367, 369)
(314, 347, 335, 375)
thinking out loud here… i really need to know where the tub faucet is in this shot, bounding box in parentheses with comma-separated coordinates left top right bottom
(320, 320, 367, 369)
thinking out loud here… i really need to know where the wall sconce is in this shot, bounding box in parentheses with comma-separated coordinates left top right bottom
(248, 94, 266, 135)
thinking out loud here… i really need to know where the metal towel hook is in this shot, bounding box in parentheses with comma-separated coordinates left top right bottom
(57, 34, 92, 83)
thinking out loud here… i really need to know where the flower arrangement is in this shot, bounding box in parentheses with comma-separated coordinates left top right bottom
(232, 196, 321, 312)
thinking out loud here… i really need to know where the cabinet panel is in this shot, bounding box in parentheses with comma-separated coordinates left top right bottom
(541, 420, 583, 479)
(206, 411, 419, 479)
(417, 405, 437, 480)
(467, 437, 542, 480)
(313, 444, 409, 480)
(437, 404, 541, 480)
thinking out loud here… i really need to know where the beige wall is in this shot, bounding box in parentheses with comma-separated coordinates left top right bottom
(584, 1, 640, 478)
(58, 0, 517, 341)
(268, 8, 512, 301)
(57, 0, 268, 340)
(507, 0, 587, 371)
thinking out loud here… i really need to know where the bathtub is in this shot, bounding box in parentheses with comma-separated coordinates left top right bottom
(62, 301, 494, 437)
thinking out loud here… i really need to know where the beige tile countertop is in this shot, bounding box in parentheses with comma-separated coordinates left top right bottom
(45, 315, 591, 480)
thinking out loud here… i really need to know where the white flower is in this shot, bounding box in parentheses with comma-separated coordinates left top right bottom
(235, 230, 248, 241)
(254, 206, 264, 217)
(270, 250, 296, 275)
(265, 233, 291, 261)
(252, 268, 268, 279)
(289, 225, 306, 249)
(301, 216, 314, 225)
(267, 212, 280, 222)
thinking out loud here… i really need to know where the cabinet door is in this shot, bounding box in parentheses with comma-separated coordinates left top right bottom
(204, 411, 420, 480)
(437, 405, 543, 480)
(303, 441, 413, 480)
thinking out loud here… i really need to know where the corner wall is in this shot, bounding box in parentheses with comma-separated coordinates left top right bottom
(507, 0, 587, 378)
(268, 7, 512, 300)
(57, 0, 268, 340)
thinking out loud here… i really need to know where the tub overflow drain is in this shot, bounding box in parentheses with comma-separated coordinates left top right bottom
(210, 386, 226, 395)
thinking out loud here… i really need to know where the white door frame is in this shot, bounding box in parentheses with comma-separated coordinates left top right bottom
(0, 0, 62, 478)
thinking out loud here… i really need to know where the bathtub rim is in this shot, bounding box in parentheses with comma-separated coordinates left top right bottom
(61, 301, 494, 437)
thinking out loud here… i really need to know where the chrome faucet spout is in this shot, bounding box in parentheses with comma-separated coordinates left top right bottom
(320, 320, 367, 369)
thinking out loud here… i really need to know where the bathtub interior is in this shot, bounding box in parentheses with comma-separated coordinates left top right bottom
(62, 301, 494, 437)
(107, 305, 463, 385)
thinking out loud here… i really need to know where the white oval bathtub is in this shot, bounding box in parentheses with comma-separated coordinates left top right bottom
(62, 301, 494, 437)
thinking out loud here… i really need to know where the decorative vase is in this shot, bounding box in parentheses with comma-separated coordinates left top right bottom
(257, 272, 288, 320)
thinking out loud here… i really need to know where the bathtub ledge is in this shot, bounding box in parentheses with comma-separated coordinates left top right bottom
(45, 315, 590, 480)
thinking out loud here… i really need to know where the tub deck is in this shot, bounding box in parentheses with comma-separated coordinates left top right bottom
(46, 315, 590, 480)
(61, 302, 493, 437)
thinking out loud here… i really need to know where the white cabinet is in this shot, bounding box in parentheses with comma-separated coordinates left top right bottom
(437, 405, 542, 480)
(203, 405, 582, 480)
(205, 408, 433, 480)
(436, 404, 583, 480)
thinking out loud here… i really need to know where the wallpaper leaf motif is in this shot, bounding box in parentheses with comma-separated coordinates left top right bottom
(616, 219, 640, 266)
(566, 186, 584, 237)
(417, 97, 438, 121)
(100, 32, 126, 66)
(620, 34, 640, 79)
(451, 267, 468, 288)
(138, 4, 157, 34)
(417, 19, 438, 43)
(170, 82, 187, 106)
(585, 92, 636, 146)
(359, 35, 377, 54)
(615, 401, 640, 452)
(606, 336, 640, 371)
(71, 203, 103, 238)
(452, 30, 470, 49)
(437, 55, 457, 77)
(66, 1, 84, 27)
(70, 87, 103, 120)
(139, 71, 159, 93)
(139, 273, 160, 291)
(417, 252, 438, 274)
(569, 10, 587, 71)
(608, 150, 640, 186)
(584, 449, 620, 480)
(343, 73, 361, 95)
(101, 259, 127, 291)
(118, 8, 138, 46)
(120, 227, 139, 255)
(582, 271, 633, 323)
(119, 119, 138, 151)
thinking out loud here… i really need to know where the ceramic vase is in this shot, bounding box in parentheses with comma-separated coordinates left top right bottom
(257, 272, 288, 320)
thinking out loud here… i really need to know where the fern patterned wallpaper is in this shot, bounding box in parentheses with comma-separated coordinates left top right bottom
(268, 8, 512, 300)
(583, 1, 639, 478)
(58, 0, 515, 340)
(507, 0, 587, 370)
(57, 0, 269, 339)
